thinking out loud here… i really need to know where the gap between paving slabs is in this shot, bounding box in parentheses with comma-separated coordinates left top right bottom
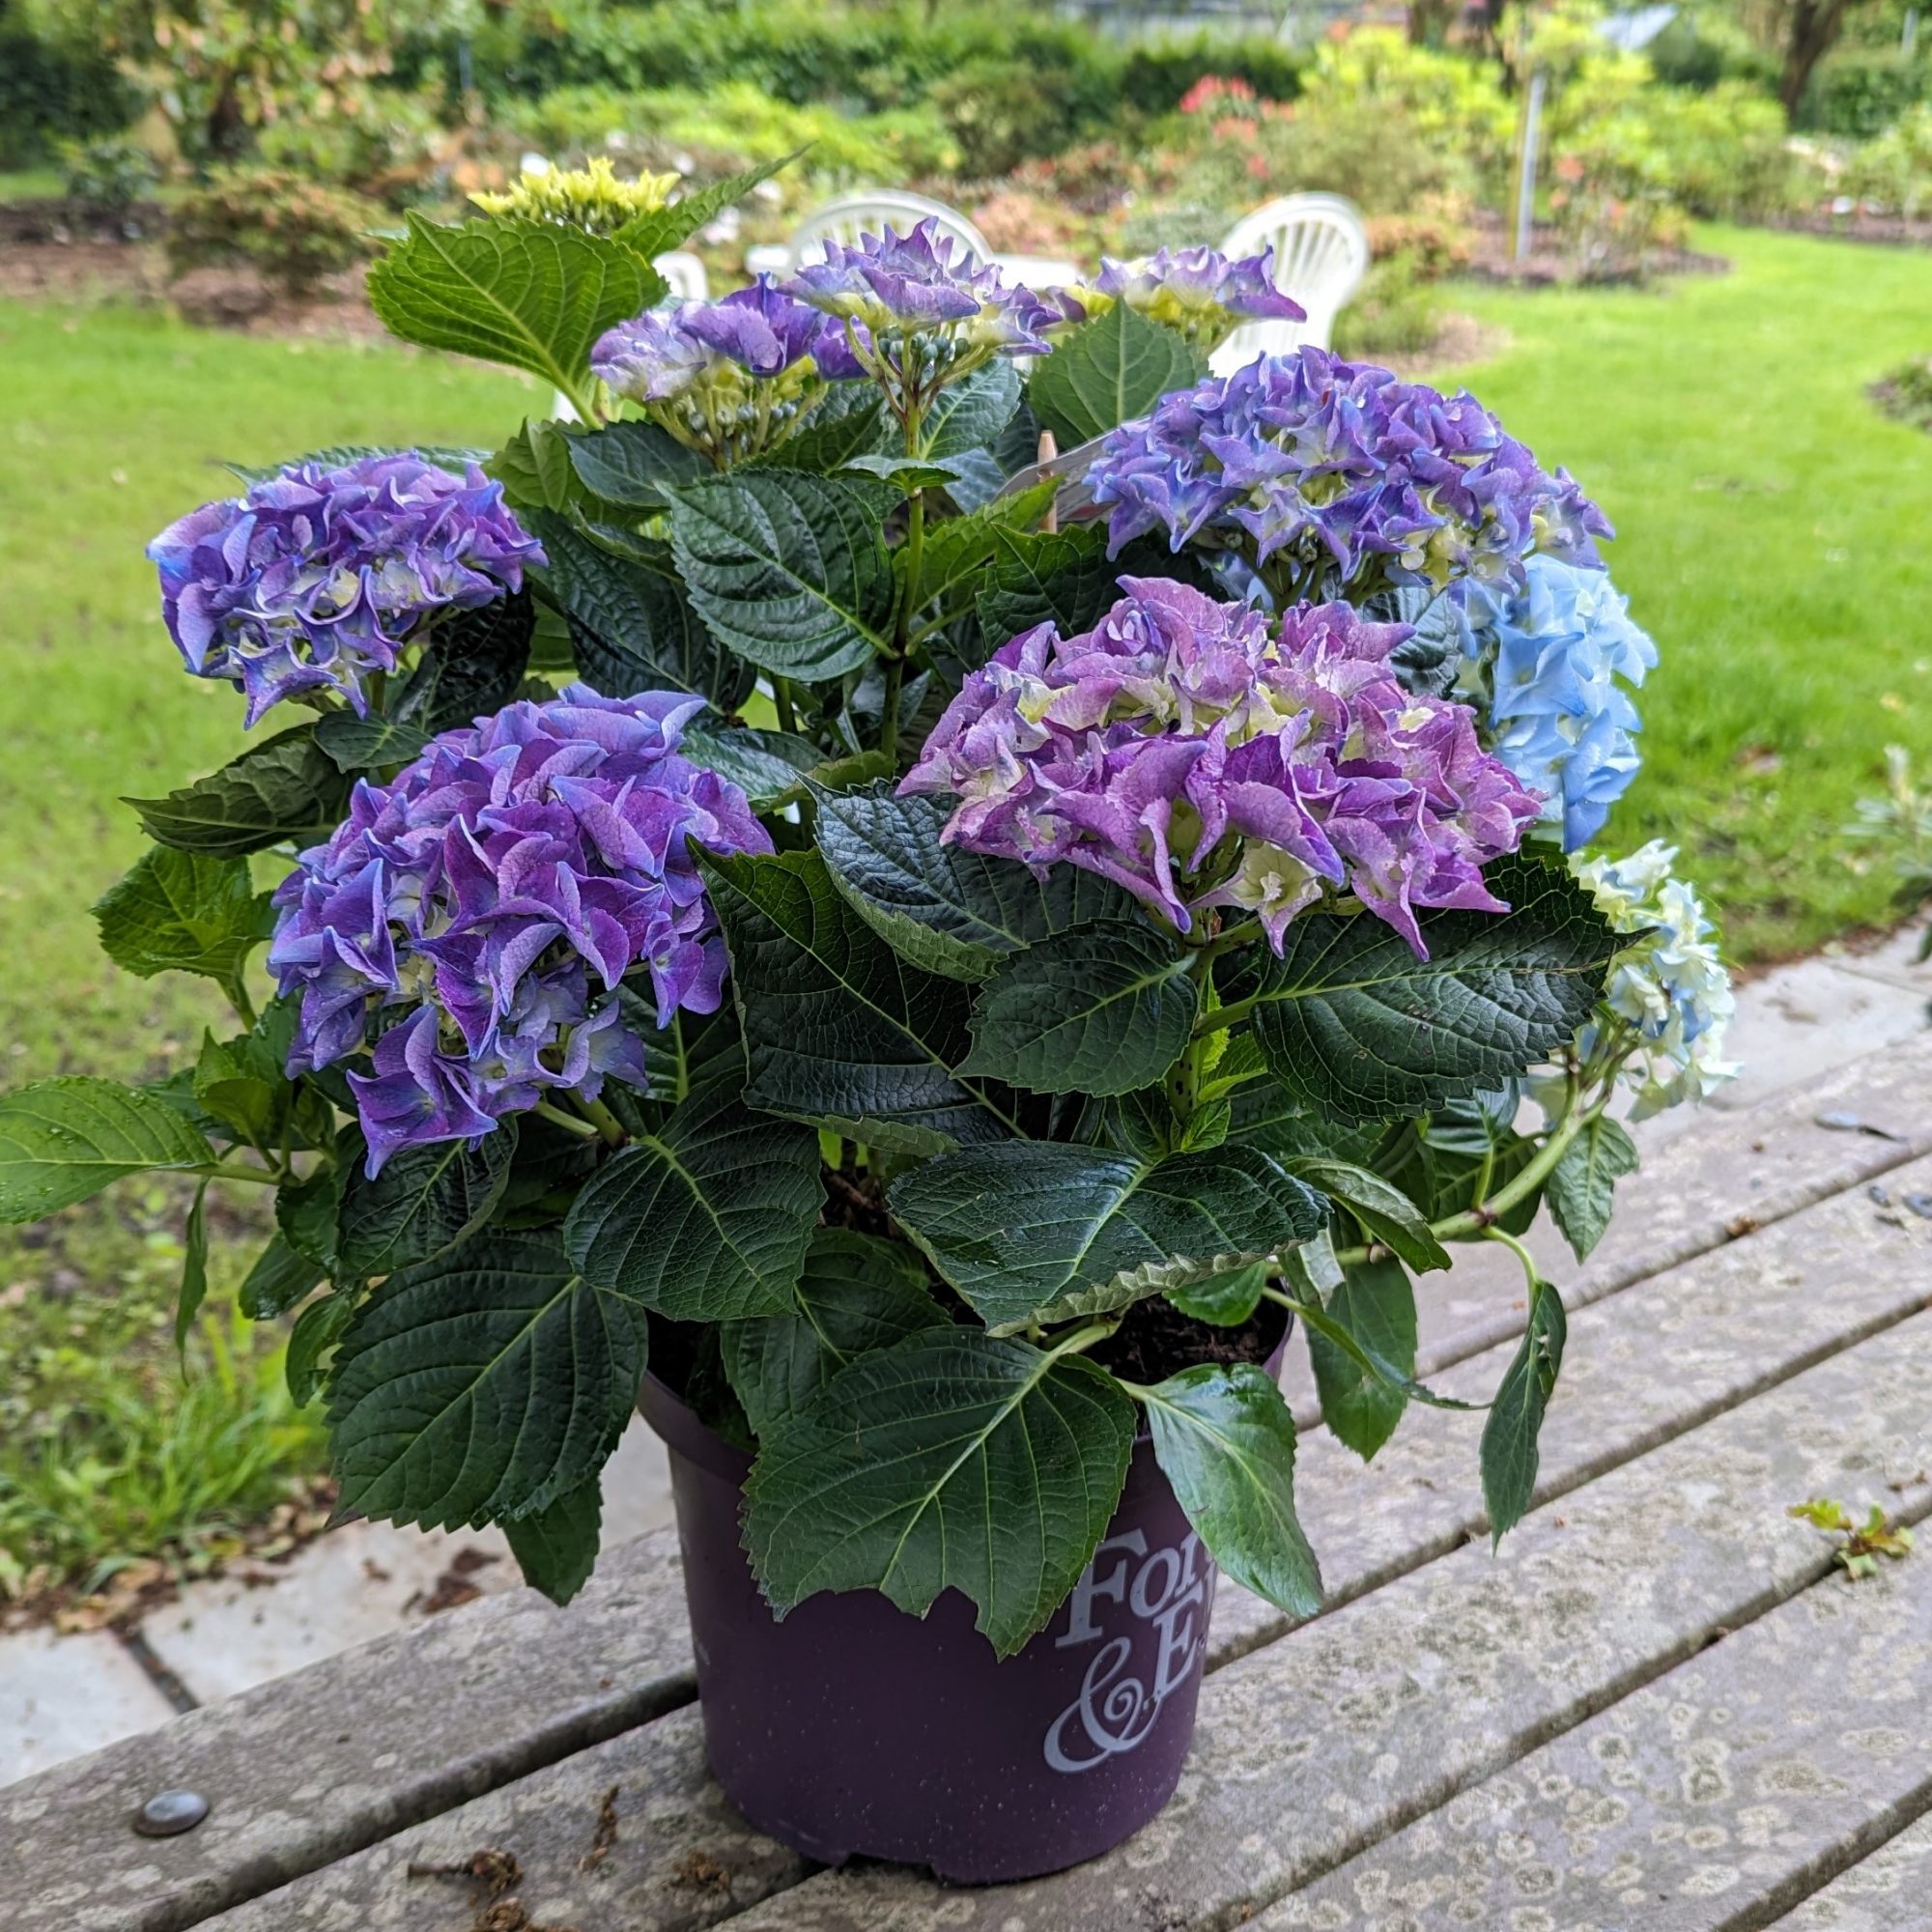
(189, 1188, 1932, 1931)
(1768, 1808, 1932, 1932)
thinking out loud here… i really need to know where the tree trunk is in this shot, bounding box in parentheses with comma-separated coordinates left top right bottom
(1779, 0, 1855, 124)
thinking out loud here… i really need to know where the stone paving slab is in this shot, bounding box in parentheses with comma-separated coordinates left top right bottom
(0, 1628, 180, 1786)
(1771, 1810, 1932, 1931)
(198, 1306, 1932, 1932)
(1709, 956, 1927, 1113)
(140, 1421, 673, 1705)
(715, 1311, 1932, 1932)
(1, 1524, 694, 1932)
(1257, 1551, 1932, 1930)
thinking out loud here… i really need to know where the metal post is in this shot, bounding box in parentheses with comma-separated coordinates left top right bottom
(1514, 68, 1547, 266)
(1905, 8, 1920, 57)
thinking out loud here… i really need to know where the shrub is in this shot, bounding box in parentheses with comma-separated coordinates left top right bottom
(1802, 49, 1931, 139)
(1633, 81, 1815, 220)
(931, 57, 1119, 179)
(254, 86, 450, 207)
(1548, 129, 1689, 281)
(166, 168, 386, 300)
(1333, 247, 1445, 359)
(58, 133, 158, 211)
(0, 0, 135, 168)
(1840, 102, 1932, 213)
(1009, 141, 1144, 215)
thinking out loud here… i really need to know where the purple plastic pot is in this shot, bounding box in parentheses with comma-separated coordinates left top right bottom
(637, 1317, 1289, 1885)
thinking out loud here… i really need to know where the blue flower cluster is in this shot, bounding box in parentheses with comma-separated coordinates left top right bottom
(1460, 556, 1658, 850)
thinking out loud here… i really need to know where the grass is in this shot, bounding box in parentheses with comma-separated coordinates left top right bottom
(0, 298, 533, 1603)
(1441, 224, 1932, 960)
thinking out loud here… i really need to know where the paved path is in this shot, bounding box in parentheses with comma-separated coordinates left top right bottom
(1, 924, 1927, 1929)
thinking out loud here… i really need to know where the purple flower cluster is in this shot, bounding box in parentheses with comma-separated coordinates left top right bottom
(900, 578, 1540, 957)
(1052, 246, 1304, 348)
(149, 454, 544, 726)
(269, 687, 771, 1172)
(1087, 349, 1610, 609)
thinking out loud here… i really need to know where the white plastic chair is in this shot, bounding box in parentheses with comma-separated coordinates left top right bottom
(1208, 193, 1372, 375)
(786, 191, 991, 270)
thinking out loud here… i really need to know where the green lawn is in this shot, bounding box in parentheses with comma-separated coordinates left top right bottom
(1444, 224, 1932, 961)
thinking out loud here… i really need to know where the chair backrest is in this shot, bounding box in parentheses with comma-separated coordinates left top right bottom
(1209, 193, 1372, 374)
(787, 192, 991, 270)
(653, 250, 709, 302)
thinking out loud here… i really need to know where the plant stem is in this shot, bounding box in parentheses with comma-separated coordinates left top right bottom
(533, 1100, 602, 1141)
(572, 1094, 630, 1147)
(1485, 1222, 1542, 1292)
(223, 976, 259, 1031)
(1191, 922, 1264, 964)
(201, 1160, 278, 1187)
(771, 676, 799, 735)
(879, 652, 905, 769)
(1192, 991, 1259, 1040)
(1045, 1316, 1123, 1360)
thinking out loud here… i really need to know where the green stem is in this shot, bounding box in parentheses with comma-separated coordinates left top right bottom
(533, 1100, 602, 1141)
(1045, 1316, 1122, 1360)
(1192, 991, 1259, 1040)
(572, 1094, 630, 1148)
(1485, 1222, 1541, 1292)
(201, 1160, 279, 1187)
(1190, 922, 1264, 964)
(557, 375, 601, 429)
(879, 653, 905, 767)
(771, 676, 799, 735)
(223, 976, 259, 1031)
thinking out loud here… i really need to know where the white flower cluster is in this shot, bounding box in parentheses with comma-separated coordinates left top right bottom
(1572, 839, 1739, 1118)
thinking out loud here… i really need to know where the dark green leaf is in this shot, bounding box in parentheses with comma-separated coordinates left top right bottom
(888, 1140, 1324, 1332)
(682, 719, 822, 810)
(563, 1077, 820, 1321)
(93, 847, 272, 999)
(1139, 1362, 1322, 1618)
(504, 1479, 603, 1605)
(286, 1291, 354, 1406)
(276, 1161, 341, 1271)
(921, 359, 1023, 459)
(975, 521, 1116, 650)
(488, 416, 593, 516)
(1247, 861, 1621, 1123)
(1547, 1114, 1638, 1263)
(335, 1123, 519, 1280)
(814, 782, 1133, 981)
(563, 418, 709, 509)
(742, 1325, 1135, 1657)
(611, 155, 799, 260)
(1027, 302, 1207, 446)
(1305, 1257, 1417, 1461)
(842, 452, 988, 496)
(175, 1179, 211, 1355)
(1289, 1158, 1450, 1273)
(394, 589, 535, 733)
(909, 481, 1057, 613)
(960, 922, 1197, 1096)
(1481, 1279, 1568, 1540)
(667, 469, 896, 683)
(763, 384, 893, 472)
(0, 1077, 216, 1222)
(367, 214, 666, 394)
(312, 712, 433, 773)
(325, 1229, 646, 1529)
(239, 1235, 325, 1320)
(721, 1228, 945, 1435)
(125, 726, 352, 857)
(704, 848, 1014, 1154)
(1166, 1260, 1269, 1326)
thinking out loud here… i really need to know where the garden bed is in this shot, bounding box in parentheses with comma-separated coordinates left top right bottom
(1461, 209, 1732, 287)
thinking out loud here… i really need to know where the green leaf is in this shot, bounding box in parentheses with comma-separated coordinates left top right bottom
(367, 213, 666, 396)
(221, 444, 487, 486)
(125, 726, 352, 858)
(682, 720, 822, 810)
(842, 452, 990, 497)
(611, 155, 799, 259)
(1481, 1278, 1568, 1541)
(93, 847, 272, 999)
(325, 1229, 646, 1529)
(975, 521, 1116, 650)
(1247, 860, 1622, 1123)
(276, 1161, 341, 1271)
(0, 1077, 215, 1221)
(814, 782, 1133, 981)
(239, 1235, 325, 1320)
(563, 418, 709, 510)
(393, 589, 535, 734)
(1139, 1363, 1322, 1618)
(175, 1179, 211, 1355)
(667, 469, 897, 683)
(286, 1290, 354, 1406)
(504, 1479, 603, 1605)
(909, 481, 1057, 613)
(312, 712, 433, 774)
(488, 416, 594, 516)
(563, 1077, 821, 1321)
(1165, 1259, 1269, 1326)
(921, 360, 1023, 459)
(763, 384, 893, 472)
(889, 1140, 1325, 1333)
(1027, 302, 1207, 446)
(1288, 1158, 1451, 1274)
(192, 1001, 332, 1154)
(960, 922, 1197, 1096)
(1547, 1114, 1638, 1263)
(742, 1326, 1136, 1657)
(527, 514, 753, 708)
(703, 848, 1013, 1154)
(335, 1123, 519, 1281)
(1305, 1257, 1417, 1461)
(721, 1228, 946, 1435)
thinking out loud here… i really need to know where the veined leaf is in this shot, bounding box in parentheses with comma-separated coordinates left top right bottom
(667, 469, 896, 682)
(1027, 302, 1206, 446)
(1138, 1362, 1322, 1618)
(910, 481, 1057, 614)
(742, 1325, 1136, 1657)
(335, 1122, 519, 1280)
(703, 848, 1014, 1154)
(563, 418, 709, 510)
(888, 1139, 1324, 1333)
(325, 1229, 646, 1529)
(611, 155, 799, 260)
(814, 782, 1133, 981)
(504, 1479, 604, 1605)
(367, 214, 666, 395)
(1247, 861, 1621, 1123)
(1305, 1256, 1417, 1461)
(239, 1235, 326, 1320)
(563, 1075, 821, 1321)
(1481, 1277, 1568, 1541)
(93, 848, 272, 1002)
(1166, 1259, 1269, 1326)
(276, 1160, 341, 1272)
(1547, 1113, 1638, 1263)
(393, 589, 534, 733)
(1288, 1157, 1451, 1273)
(721, 1228, 946, 1435)
(763, 384, 893, 472)
(681, 719, 822, 810)
(125, 726, 351, 856)
(175, 1179, 211, 1355)
(488, 416, 594, 516)
(960, 921, 1197, 1096)
(921, 358, 1023, 459)
(0, 1077, 215, 1221)
(286, 1291, 354, 1406)
(975, 521, 1116, 650)
(312, 713, 432, 774)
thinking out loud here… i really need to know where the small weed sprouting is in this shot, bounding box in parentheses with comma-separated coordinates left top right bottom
(1789, 1498, 1917, 1580)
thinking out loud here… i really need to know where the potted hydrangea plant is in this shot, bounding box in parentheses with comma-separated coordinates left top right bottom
(0, 168, 1734, 1883)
